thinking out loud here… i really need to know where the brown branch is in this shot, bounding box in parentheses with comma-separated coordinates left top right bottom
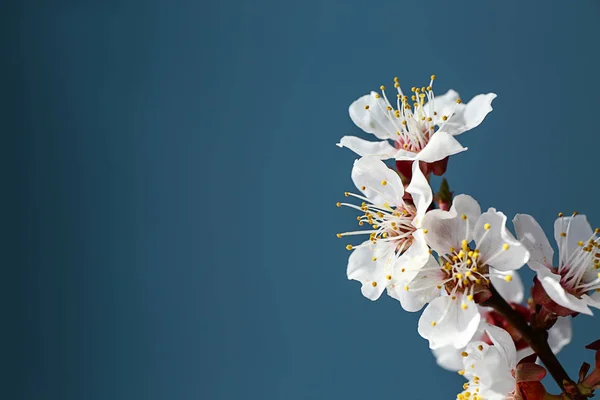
(481, 285, 585, 400)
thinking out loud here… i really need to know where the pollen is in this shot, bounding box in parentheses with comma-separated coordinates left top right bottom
(456, 99, 462, 104)
(504, 274, 513, 282)
(467, 295, 474, 301)
(442, 115, 448, 121)
(430, 74, 436, 80)
(573, 211, 579, 216)
(458, 370, 465, 376)
(560, 232, 567, 237)
(477, 345, 483, 351)
(423, 229, 428, 234)
(381, 180, 387, 186)
(578, 241, 584, 246)
(346, 245, 353, 250)
(371, 281, 377, 287)
(380, 85, 385, 90)
(404, 285, 409, 291)
(461, 303, 468, 310)
(361, 185, 366, 190)
(372, 257, 377, 261)
(502, 243, 509, 250)
(461, 214, 467, 220)
(336, 202, 341, 207)
(364, 105, 370, 110)
(461, 352, 469, 357)
(336, 233, 342, 238)
(484, 223, 491, 230)
(386, 275, 392, 280)
(558, 212, 564, 217)
(431, 321, 437, 327)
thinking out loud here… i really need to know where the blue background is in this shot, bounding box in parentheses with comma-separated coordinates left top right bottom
(6, 0, 600, 398)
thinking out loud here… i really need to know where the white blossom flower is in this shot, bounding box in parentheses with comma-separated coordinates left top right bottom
(457, 325, 520, 400)
(514, 213, 600, 316)
(338, 157, 432, 300)
(337, 75, 496, 164)
(401, 195, 529, 349)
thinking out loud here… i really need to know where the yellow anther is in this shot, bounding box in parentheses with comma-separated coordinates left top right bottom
(461, 214, 467, 220)
(502, 243, 510, 250)
(573, 211, 579, 216)
(462, 239, 468, 250)
(427, 86, 432, 91)
(423, 229, 429, 234)
(475, 278, 482, 284)
(393, 77, 399, 82)
(560, 232, 566, 237)
(336, 233, 342, 238)
(346, 245, 353, 251)
(372, 257, 377, 261)
(578, 241, 584, 246)
(442, 115, 448, 121)
(452, 295, 457, 300)
(484, 223, 491, 230)
(364, 105, 370, 110)
(431, 321, 437, 327)
(386, 275, 392, 280)
(463, 383, 470, 390)
(427, 117, 432, 121)
(404, 285, 409, 291)
(336, 202, 341, 207)
(465, 271, 472, 277)
(380, 85, 385, 90)
(467, 295, 474, 301)
(461, 352, 469, 357)
(461, 303, 468, 310)
(466, 259, 472, 265)
(456, 98, 462, 104)
(558, 212, 564, 217)
(430, 74, 436, 80)
(344, 192, 349, 197)
(477, 345, 483, 351)
(455, 273, 463, 279)
(371, 281, 377, 287)
(596, 228, 600, 234)
(394, 83, 400, 88)
(361, 186, 366, 191)
(458, 370, 465, 375)
(381, 180, 387, 186)
(504, 274, 513, 282)
(450, 247, 456, 253)
(401, 268, 405, 273)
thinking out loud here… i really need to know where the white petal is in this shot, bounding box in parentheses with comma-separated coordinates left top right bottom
(336, 136, 397, 159)
(427, 89, 460, 124)
(392, 230, 431, 283)
(491, 270, 524, 304)
(349, 92, 400, 140)
(554, 215, 594, 264)
(346, 242, 388, 301)
(474, 208, 529, 271)
(583, 292, 600, 310)
(390, 256, 445, 312)
(418, 295, 481, 349)
(422, 194, 481, 256)
(432, 345, 465, 371)
(406, 162, 433, 227)
(537, 267, 593, 315)
(439, 93, 497, 136)
(485, 325, 517, 369)
(413, 132, 467, 163)
(351, 157, 404, 205)
(513, 214, 554, 268)
(547, 317, 572, 354)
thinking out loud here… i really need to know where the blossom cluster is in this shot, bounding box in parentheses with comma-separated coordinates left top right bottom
(336, 76, 600, 400)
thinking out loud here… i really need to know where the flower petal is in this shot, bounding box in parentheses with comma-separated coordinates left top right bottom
(547, 317, 572, 355)
(336, 136, 397, 159)
(422, 194, 481, 256)
(554, 215, 594, 265)
(349, 92, 400, 140)
(390, 256, 444, 312)
(418, 294, 481, 349)
(351, 157, 404, 205)
(438, 93, 497, 136)
(432, 345, 465, 372)
(392, 229, 431, 283)
(491, 270, 524, 304)
(513, 214, 554, 268)
(413, 131, 467, 163)
(346, 241, 388, 301)
(485, 325, 517, 369)
(406, 162, 433, 227)
(536, 267, 593, 315)
(474, 208, 529, 272)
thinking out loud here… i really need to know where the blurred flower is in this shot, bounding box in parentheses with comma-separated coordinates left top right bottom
(411, 195, 529, 349)
(514, 213, 600, 316)
(337, 75, 496, 166)
(338, 157, 432, 300)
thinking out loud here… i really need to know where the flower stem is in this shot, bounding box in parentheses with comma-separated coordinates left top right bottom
(481, 285, 584, 400)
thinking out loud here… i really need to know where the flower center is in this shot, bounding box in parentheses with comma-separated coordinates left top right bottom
(555, 226, 600, 296)
(337, 192, 416, 254)
(365, 75, 460, 153)
(440, 240, 490, 299)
